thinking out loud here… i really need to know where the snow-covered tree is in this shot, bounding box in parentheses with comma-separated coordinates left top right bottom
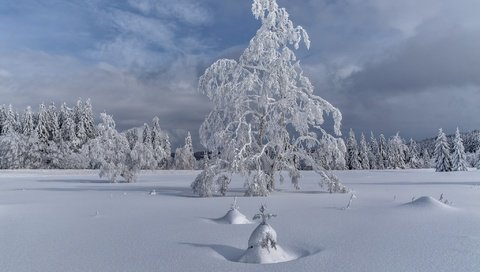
(346, 129, 361, 170)
(87, 113, 137, 182)
(0, 131, 24, 168)
(316, 135, 346, 170)
(151, 116, 170, 169)
(421, 148, 431, 168)
(21, 106, 35, 136)
(192, 0, 346, 196)
(378, 134, 388, 169)
(46, 103, 61, 142)
(387, 133, 406, 169)
(175, 132, 196, 170)
(358, 133, 370, 170)
(434, 128, 452, 172)
(406, 138, 421, 169)
(451, 127, 468, 171)
(368, 132, 380, 169)
(2, 104, 17, 135)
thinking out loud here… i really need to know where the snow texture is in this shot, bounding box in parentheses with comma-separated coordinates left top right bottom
(1, 169, 480, 271)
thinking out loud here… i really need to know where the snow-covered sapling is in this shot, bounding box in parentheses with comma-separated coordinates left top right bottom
(253, 204, 277, 226)
(215, 197, 251, 224)
(239, 204, 295, 263)
(231, 197, 239, 210)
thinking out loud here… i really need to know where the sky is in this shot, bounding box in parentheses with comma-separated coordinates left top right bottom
(1, 0, 479, 148)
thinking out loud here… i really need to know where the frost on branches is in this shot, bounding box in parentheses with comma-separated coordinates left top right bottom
(191, 0, 347, 197)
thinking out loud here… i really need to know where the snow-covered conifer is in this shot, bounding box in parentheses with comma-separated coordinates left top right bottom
(451, 128, 468, 171)
(2, 104, 17, 135)
(368, 132, 380, 169)
(421, 148, 431, 168)
(36, 104, 49, 146)
(83, 99, 96, 139)
(387, 133, 406, 169)
(47, 103, 61, 142)
(346, 129, 361, 170)
(192, 0, 345, 196)
(22, 106, 35, 136)
(407, 138, 421, 169)
(358, 133, 370, 170)
(151, 117, 170, 169)
(434, 128, 452, 172)
(378, 134, 388, 169)
(175, 132, 196, 170)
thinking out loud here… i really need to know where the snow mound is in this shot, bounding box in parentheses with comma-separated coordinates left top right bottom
(214, 209, 252, 224)
(238, 223, 296, 264)
(238, 244, 295, 264)
(402, 196, 452, 209)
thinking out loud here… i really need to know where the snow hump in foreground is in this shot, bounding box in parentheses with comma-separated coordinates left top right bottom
(238, 223, 297, 264)
(214, 208, 252, 225)
(401, 196, 453, 210)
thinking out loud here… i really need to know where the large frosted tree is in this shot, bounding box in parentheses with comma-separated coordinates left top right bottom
(451, 127, 468, 171)
(192, 0, 346, 197)
(434, 128, 452, 172)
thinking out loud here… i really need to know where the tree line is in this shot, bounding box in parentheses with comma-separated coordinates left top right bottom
(0, 100, 197, 181)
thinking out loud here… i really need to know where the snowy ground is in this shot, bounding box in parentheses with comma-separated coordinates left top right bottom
(1, 169, 480, 271)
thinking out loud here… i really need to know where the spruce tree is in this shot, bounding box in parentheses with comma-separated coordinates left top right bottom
(451, 127, 468, 171)
(368, 132, 380, 169)
(407, 138, 421, 169)
(346, 129, 361, 170)
(387, 133, 406, 169)
(434, 128, 452, 172)
(378, 134, 388, 169)
(358, 133, 370, 170)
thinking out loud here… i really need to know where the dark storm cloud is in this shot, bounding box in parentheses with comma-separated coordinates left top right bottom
(1, 0, 479, 148)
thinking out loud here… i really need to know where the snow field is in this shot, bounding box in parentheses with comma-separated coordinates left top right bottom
(1, 169, 480, 271)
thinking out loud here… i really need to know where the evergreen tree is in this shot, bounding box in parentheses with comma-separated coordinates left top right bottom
(358, 133, 370, 170)
(22, 106, 35, 136)
(421, 148, 431, 168)
(368, 132, 380, 169)
(47, 103, 61, 142)
(0, 105, 6, 135)
(451, 127, 468, 171)
(346, 129, 361, 170)
(387, 133, 406, 169)
(378, 134, 388, 169)
(2, 104, 17, 135)
(83, 99, 96, 139)
(36, 104, 49, 147)
(175, 132, 196, 170)
(151, 116, 170, 169)
(434, 128, 452, 172)
(407, 138, 421, 168)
